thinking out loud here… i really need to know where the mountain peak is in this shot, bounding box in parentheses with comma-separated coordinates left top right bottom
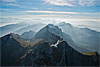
(44, 24, 63, 37)
(58, 22, 72, 26)
(34, 24, 63, 44)
(46, 24, 58, 29)
(47, 24, 54, 27)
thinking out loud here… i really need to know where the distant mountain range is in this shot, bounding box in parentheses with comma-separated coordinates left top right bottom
(1, 22, 99, 52)
(34, 24, 90, 53)
(0, 22, 46, 37)
(0, 23, 29, 37)
(0, 23, 99, 66)
(14, 23, 46, 35)
(58, 22, 100, 53)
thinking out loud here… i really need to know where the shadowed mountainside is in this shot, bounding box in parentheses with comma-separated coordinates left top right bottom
(0, 24, 99, 66)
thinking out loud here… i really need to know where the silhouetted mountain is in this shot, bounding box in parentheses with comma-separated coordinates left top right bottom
(21, 30, 35, 40)
(1, 33, 28, 66)
(20, 38, 99, 66)
(34, 24, 62, 44)
(1, 24, 99, 66)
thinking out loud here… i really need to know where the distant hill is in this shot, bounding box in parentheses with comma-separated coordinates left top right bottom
(21, 30, 35, 40)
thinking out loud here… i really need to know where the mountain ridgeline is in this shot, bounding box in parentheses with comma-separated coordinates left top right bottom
(58, 22, 100, 53)
(0, 23, 99, 66)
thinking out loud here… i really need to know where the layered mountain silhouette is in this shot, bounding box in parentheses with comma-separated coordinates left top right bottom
(34, 24, 90, 52)
(20, 40, 99, 66)
(0, 22, 45, 37)
(58, 22, 80, 44)
(0, 23, 30, 37)
(15, 23, 45, 34)
(75, 27, 100, 52)
(0, 23, 99, 66)
(58, 22, 100, 53)
(19, 25, 99, 66)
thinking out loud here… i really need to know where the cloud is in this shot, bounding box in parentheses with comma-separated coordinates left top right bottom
(43, 0, 99, 7)
(1, 0, 20, 7)
(43, 0, 74, 7)
(24, 11, 79, 14)
(79, 0, 97, 6)
(1, 0, 16, 2)
(8, 4, 19, 6)
(0, 8, 12, 11)
(24, 10, 99, 15)
(5, 3, 20, 7)
(3, 15, 99, 25)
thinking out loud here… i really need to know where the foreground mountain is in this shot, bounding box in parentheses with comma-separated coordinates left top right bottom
(1, 24, 99, 66)
(20, 34, 99, 66)
(1, 33, 29, 66)
(58, 22, 100, 53)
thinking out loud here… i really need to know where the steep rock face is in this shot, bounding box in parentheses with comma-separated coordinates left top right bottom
(34, 24, 89, 52)
(58, 22, 80, 44)
(34, 24, 63, 38)
(1, 33, 28, 66)
(47, 24, 63, 37)
(20, 42, 52, 66)
(34, 24, 62, 44)
(20, 40, 99, 66)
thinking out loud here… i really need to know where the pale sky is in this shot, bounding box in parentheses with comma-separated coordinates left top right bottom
(0, 0, 100, 31)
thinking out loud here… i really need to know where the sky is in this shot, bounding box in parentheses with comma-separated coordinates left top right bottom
(0, 0, 100, 31)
